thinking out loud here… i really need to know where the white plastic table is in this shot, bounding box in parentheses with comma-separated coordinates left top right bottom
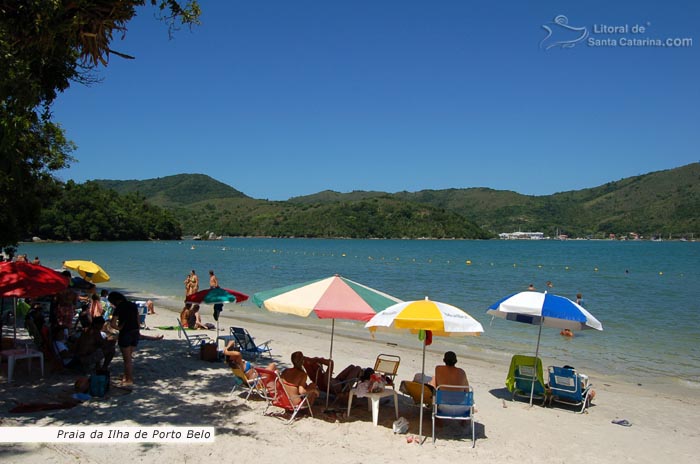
(347, 387, 399, 426)
(1, 348, 44, 383)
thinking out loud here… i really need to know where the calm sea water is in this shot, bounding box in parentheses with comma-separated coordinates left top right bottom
(17, 239, 700, 388)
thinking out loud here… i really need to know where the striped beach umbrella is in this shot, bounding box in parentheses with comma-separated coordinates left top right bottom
(254, 274, 402, 407)
(365, 297, 483, 442)
(253, 274, 401, 322)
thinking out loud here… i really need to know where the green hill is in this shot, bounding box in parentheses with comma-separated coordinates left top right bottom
(93, 163, 700, 239)
(94, 174, 249, 208)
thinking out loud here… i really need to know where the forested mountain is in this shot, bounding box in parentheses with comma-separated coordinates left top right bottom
(94, 174, 249, 208)
(91, 163, 699, 239)
(33, 181, 182, 241)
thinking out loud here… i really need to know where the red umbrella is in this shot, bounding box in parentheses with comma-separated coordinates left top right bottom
(185, 287, 249, 305)
(185, 287, 249, 336)
(0, 261, 70, 298)
(0, 261, 70, 342)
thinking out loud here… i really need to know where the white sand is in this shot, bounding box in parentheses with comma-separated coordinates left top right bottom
(1, 296, 698, 464)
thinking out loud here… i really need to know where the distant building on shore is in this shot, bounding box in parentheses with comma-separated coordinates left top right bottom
(498, 231, 545, 240)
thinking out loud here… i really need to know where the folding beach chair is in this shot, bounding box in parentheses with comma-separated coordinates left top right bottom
(261, 370, 313, 424)
(230, 327, 272, 360)
(374, 353, 400, 390)
(506, 354, 547, 405)
(176, 318, 212, 355)
(399, 380, 434, 408)
(432, 385, 476, 447)
(136, 301, 148, 329)
(229, 367, 267, 401)
(547, 365, 593, 413)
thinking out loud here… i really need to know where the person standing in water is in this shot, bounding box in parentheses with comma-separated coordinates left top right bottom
(209, 270, 219, 288)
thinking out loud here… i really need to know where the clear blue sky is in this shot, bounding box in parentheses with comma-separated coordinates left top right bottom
(53, 0, 699, 201)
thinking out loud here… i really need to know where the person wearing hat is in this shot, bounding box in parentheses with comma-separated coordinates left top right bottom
(429, 351, 469, 390)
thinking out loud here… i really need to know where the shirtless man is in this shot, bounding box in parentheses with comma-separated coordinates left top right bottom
(281, 351, 320, 406)
(209, 270, 219, 288)
(430, 351, 471, 420)
(429, 351, 469, 390)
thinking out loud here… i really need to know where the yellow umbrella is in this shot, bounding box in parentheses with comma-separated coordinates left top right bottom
(365, 297, 483, 443)
(63, 260, 110, 283)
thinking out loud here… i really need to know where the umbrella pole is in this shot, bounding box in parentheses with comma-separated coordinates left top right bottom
(419, 338, 426, 445)
(325, 319, 335, 410)
(530, 321, 543, 407)
(13, 297, 17, 344)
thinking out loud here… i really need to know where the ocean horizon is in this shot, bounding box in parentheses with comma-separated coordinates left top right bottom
(15, 238, 700, 392)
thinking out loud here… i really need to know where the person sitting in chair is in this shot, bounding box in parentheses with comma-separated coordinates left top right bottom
(302, 355, 363, 395)
(52, 326, 82, 370)
(430, 351, 469, 389)
(223, 341, 271, 378)
(430, 351, 471, 418)
(280, 351, 320, 406)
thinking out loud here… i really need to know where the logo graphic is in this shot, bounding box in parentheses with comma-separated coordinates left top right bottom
(540, 15, 588, 50)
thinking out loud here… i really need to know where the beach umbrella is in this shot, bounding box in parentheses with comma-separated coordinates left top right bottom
(0, 261, 70, 342)
(186, 287, 249, 305)
(486, 291, 603, 405)
(185, 287, 249, 334)
(63, 260, 110, 283)
(365, 297, 484, 442)
(253, 274, 403, 408)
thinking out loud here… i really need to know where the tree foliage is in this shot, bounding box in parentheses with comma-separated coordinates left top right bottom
(33, 181, 182, 241)
(1, 0, 200, 250)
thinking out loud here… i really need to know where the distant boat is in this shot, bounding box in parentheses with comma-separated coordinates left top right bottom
(192, 235, 202, 240)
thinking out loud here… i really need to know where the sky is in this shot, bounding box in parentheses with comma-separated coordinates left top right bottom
(53, 0, 699, 201)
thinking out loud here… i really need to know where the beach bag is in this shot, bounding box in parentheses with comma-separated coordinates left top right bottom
(200, 342, 218, 362)
(393, 417, 409, 434)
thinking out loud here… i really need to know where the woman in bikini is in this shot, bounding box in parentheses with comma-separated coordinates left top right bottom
(224, 341, 255, 377)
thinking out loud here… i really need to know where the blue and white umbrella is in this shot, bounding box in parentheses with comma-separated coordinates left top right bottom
(487, 291, 603, 404)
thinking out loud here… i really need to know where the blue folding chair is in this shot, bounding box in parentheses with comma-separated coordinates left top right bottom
(432, 385, 476, 447)
(230, 327, 272, 360)
(548, 366, 593, 413)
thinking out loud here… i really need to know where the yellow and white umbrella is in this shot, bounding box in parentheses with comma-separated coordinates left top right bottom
(63, 260, 110, 283)
(365, 297, 483, 442)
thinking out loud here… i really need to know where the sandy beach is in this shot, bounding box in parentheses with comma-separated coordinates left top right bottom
(1, 295, 699, 464)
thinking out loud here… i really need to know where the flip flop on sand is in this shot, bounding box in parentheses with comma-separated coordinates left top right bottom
(612, 419, 632, 427)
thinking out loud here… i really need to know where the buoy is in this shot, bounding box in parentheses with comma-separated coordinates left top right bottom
(565, 266, 569, 270)
(341, 253, 346, 257)
(466, 260, 472, 265)
(594, 267, 599, 272)
(659, 271, 663, 275)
